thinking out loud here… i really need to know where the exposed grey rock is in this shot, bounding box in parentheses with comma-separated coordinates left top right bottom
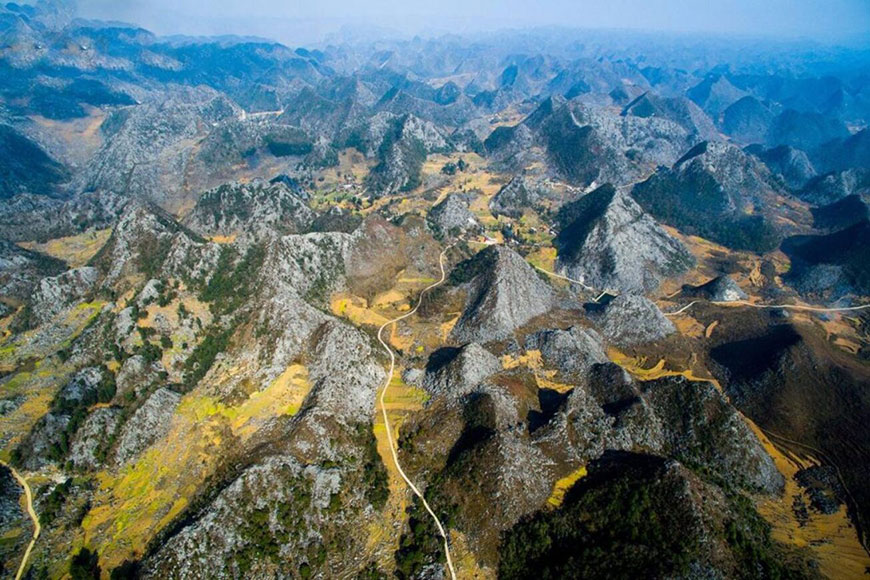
(365, 113, 451, 195)
(56, 367, 104, 407)
(797, 168, 870, 205)
(754, 145, 816, 190)
(304, 320, 386, 423)
(114, 387, 181, 466)
(0, 190, 127, 242)
(184, 179, 315, 243)
(555, 184, 694, 294)
(69, 407, 122, 470)
(641, 376, 783, 493)
(524, 326, 608, 379)
(428, 194, 478, 236)
(450, 245, 555, 343)
(682, 276, 747, 302)
(586, 295, 675, 347)
(94, 203, 221, 290)
(631, 140, 788, 252)
(0, 239, 65, 300)
(621, 92, 718, 141)
(422, 343, 501, 399)
(489, 175, 547, 218)
(487, 98, 700, 189)
(535, 362, 782, 493)
(78, 88, 242, 202)
(30, 266, 99, 326)
(18, 412, 69, 470)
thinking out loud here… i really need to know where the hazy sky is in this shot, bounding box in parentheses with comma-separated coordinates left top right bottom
(75, 0, 870, 46)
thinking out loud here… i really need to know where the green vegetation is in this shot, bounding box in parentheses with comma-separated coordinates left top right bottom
(46, 367, 117, 463)
(39, 478, 73, 526)
(199, 244, 266, 316)
(440, 158, 468, 175)
(232, 477, 312, 575)
(499, 454, 810, 580)
(632, 171, 781, 252)
(395, 497, 445, 579)
(182, 326, 233, 392)
(359, 424, 388, 511)
(70, 547, 101, 580)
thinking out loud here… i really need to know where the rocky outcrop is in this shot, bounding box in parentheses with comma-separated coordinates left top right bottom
(621, 92, 718, 141)
(0, 239, 66, 300)
(0, 190, 127, 242)
(69, 407, 122, 470)
(114, 387, 181, 466)
(535, 362, 781, 493)
(31, 266, 99, 325)
(681, 276, 747, 302)
(754, 145, 816, 190)
(555, 184, 694, 294)
(797, 168, 870, 205)
(17, 412, 70, 470)
(365, 114, 450, 195)
(450, 246, 555, 343)
(427, 194, 478, 236)
(524, 326, 608, 380)
(631, 140, 786, 252)
(486, 97, 701, 188)
(93, 203, 221, 290)
(184, 179, 314, 243)
(721, 96, 774, 145)
(422, 343, 502, 398)
(586, 295, 675, 347)
(489, 175, 545, 218)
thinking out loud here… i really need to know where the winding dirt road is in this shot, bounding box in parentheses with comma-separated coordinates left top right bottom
(664, 299, 870, 317)
(376, 246, 457, 580)
(0, 460, 40, 580)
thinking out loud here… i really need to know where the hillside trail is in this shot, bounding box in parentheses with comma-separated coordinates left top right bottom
(376, 245, 457, 580)
(0, 460, 40, 580)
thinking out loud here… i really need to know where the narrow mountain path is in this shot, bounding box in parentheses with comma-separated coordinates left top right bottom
(376, 245, 457, 580)
(664, 299, 870, 316)
(0, 460, 40, 580)
(521, 247, 869, 315)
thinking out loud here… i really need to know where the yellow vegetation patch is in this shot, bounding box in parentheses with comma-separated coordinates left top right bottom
(330, 293, 390, 328)
(673, 314, 706, 339)
(705, 320, 720, 338)
(209, 233, 237, 244)
(525, 246, 557, 272)
(19, 228, 111, 268)
(501, 350, 543, 371)
(450, 528, 496, 579)
(366, 372, 430, 571)
(747, 421, 870, 579)
(608, 348, 721, 390)
(547, 466, 588, 508)
(83, 364, 311, 569)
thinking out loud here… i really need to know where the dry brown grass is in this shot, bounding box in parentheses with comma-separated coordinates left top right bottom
(19, 228, 112, 268)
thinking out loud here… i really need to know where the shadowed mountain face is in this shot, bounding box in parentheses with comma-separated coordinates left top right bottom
(631, 140, 789, 252)
(1, 2, 870, 578)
